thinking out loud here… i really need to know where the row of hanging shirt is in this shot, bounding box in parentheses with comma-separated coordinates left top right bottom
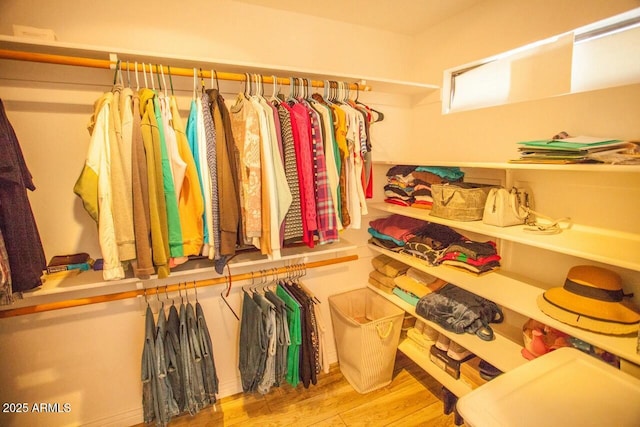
(239, 273, 328, 394)
(141, 286, 218, 427)
(74, 64, 379, 282)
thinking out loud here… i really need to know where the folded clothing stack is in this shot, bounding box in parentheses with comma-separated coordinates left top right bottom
(394, 267, 445, 302)
(384, 165, 465, 209)
(368, 214, 428, 251)
(439, 240, 501, 274)
(369, 254, 409, 294)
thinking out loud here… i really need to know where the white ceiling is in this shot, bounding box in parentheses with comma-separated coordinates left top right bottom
(233, 0, 483, 36)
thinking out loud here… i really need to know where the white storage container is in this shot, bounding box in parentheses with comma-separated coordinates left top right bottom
(457, 347, 640, 427)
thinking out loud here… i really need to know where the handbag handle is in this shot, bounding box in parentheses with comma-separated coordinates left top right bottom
(509, 188, 529, 221)
(504, 187, 571, 234)
(440, 189, 458, 207)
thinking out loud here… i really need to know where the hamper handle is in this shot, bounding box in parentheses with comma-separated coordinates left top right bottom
(376, 321, 394, 339)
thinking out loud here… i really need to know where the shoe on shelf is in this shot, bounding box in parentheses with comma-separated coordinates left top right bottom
(447, 340, 473, 361)
(435, 333, 450, 351)
(422, 323, 440, 341)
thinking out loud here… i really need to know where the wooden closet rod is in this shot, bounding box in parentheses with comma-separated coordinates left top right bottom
(0, 48, 371, 92)
(0, 254, 358, 319)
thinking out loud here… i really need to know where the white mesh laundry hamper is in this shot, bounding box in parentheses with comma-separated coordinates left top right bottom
(329, 288, 404, 393)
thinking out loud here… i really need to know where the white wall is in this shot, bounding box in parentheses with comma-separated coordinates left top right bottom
(0, 0, 414, 81)
(400, 0, 640, 164)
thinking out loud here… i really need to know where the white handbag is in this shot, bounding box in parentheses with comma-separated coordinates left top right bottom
(483, 187, 572, 234)
(482, 187, 529, 227)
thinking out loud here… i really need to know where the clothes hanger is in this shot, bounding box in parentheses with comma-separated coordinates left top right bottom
(160, 64, 168, 98)
(112, 59, 121, 86)
(167, 66, 174, 96)
(337, 81, 344, 104)
(142, 63, 149, 89)
(149, 64, 156, 91)
(326, 80, 339, 104)
(354, 82, 385, 122)
(126, 61, 131, 88)
(251, 269, 265, 294)
(253, 74, 263, 98)
(165, 285, 174, 306)
(156, 284, 164, 313)
(213, 70, 220, 92)
(199, 68, 205, 94)
(192, 68, 197, 101)
(251, 74, 258, 98)
(154, 64, 162, 93)
(307, 78, 313, 100)
(192, 281, 198, 302)
(298, 77, 305, 101)
(184, 280, 191, 306)
(244, 72, 251, 98)
(178, 282, 184, 305)
(269, 75, 280, 104)
(220, 265, 240, 320)
(296, 77, 304, 100)
(134, 61, 140, 91)
(118, 60, 124, 87)
(287, 76, 296, 103)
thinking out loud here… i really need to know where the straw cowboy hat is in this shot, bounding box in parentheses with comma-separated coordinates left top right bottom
(537, 265, 640, 335)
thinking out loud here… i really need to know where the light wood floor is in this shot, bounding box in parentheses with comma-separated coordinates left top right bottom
(141, 352, 457, 426)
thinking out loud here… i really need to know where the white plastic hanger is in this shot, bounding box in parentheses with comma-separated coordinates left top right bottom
(134, 61, 140, 91)
(160, 64, 168, 97)
(142, 63, 149, 88)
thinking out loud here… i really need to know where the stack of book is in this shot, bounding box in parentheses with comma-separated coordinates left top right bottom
(511, 136, 638, 164)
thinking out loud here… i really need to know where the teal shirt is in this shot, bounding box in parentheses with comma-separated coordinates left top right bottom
(185, 99, 209, 245)
(153, 94, 184, 258)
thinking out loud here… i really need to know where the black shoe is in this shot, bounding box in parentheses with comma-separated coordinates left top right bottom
(442, 386, 457, 415)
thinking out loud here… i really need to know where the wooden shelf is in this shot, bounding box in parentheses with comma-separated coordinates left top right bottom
(368, 244, 640, 366)
(370, 202, 640, 272)
(0, 35, 439, 96)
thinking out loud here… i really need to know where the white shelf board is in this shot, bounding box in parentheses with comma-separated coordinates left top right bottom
(1, 241, 357, 311)
(397, 339, 472, 398)
(369, 202, 640, 271)
(368, 244, 640, 366)
(372, 160, 640, 173)
(368, 284, 526, 373)
(0, 35, 439, 95)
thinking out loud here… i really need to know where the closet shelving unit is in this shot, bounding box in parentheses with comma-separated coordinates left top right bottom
(0, 35, 440, 95)
(12, 240, 359, 300)
(1, 35, 433, 317)
(366, 161, 640, 396)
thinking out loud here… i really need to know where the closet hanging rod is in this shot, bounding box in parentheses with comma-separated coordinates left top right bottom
(0, 48, 372, 92)
(0, 254, 358, 319)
